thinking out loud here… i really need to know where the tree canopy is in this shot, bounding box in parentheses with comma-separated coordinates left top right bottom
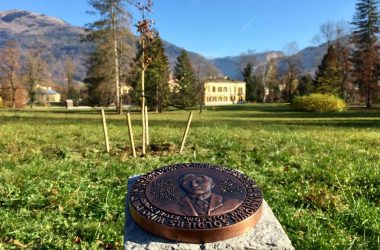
(173, 50, 198, 109)
(351, 0, 380, 109)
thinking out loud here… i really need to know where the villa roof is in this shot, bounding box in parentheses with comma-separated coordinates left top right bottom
(205, 77, 245, 84)
(39, 89, 60, 95)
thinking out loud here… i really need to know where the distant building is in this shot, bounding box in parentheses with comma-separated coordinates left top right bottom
(168, 73, 180, 93)
(204, 78, 246, 105)
(35, 84, 61, 103)
(121, 85, 133, 95)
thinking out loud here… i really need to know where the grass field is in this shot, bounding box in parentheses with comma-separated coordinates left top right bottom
(0, 104, 379, 249)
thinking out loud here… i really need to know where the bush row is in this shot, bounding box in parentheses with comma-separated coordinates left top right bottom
(291, 94, 347, 112)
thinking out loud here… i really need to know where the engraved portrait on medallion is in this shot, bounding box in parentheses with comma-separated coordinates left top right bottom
(171, 174, 239, 216)
(146, 167, 247, 216)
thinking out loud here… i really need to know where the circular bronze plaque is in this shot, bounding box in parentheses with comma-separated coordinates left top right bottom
(129, 163, 263, 243)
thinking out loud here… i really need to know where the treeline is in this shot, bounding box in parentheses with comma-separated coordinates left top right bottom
(2, 0, 380, 110)
(127, 35, 200, 112)
(243, 0, 380, 109)
(0, 40, 59, 108)
(0, 0, 206, 111)
(0, 38, 81, 108)
(82, 0, 207, 113)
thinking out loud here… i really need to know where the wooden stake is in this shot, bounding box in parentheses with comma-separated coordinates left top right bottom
(101, 109, 110, 153)
(127, 112, 136, 158)
(142, 102, 146, 155)
(141, 52, 146, 155)
(180, 112, 193, 153)
(145, 106, 149, 146)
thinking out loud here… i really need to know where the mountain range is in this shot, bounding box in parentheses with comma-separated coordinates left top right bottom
(0, 10, 327, 86)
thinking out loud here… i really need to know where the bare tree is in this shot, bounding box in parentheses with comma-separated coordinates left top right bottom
(334, 23, 352, 100)
(24, 49, 47, 108)
(199, 63, 219, 113)
(238, 50, 257, 74)
(313, 20, 353, 100)
(312, 21, 335, 47)
(282, 42, 301, 101)
(0, 40, 21, 108)
(312, 20, 349, 47)
(266, 58, 279, 102)
(135, 0, 154, 155)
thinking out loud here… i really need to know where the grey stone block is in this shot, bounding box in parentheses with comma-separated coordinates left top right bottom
(124, 175, 294, 250)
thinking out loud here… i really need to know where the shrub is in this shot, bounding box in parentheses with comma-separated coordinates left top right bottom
(0, 97, 4, 108)
(291, 93, 347, 112)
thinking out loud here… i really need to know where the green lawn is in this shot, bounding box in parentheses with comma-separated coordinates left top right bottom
(0, 104, 379, 249)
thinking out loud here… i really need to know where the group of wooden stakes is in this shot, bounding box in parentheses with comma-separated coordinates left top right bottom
(100, 108, 193, 157)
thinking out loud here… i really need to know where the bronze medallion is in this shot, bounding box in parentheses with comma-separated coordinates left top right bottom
(129, 163, 263, 243)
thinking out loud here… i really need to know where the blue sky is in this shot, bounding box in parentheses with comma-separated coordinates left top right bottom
(0, 0, 358, 58)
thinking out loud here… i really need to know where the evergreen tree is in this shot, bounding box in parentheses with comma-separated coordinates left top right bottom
(83, 0, 133, 112)
(335, 39, 352, 100)
(242, 63, 256, 101)
(84, 40, 117, 106)
(173, 50, 198, 109)
(314, 45, 342, 95)
(129, 33, 170, 112)
(351, 0, 380, 109)
(297, 74, 314, 96)
(147, 35, 170, 113)
(281, 64, 299, 102)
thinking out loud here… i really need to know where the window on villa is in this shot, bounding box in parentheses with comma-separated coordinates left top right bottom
(212, 87, 216, 92)
(218, 97, 223, 102)
(218, 87, 222, 92)
(223, 87, 227, 92)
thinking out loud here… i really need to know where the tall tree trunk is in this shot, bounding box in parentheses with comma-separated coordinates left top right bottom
(11, 74, 16, 108)
(155, 85, 159, 113)
(367, 80, 372, 109)
(12, 89, 16, 108)
(199, 84, 205, 114)
(366, 52, 373, 110)
(111, 6, 121, 114)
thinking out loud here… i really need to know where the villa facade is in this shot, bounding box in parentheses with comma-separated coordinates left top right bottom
(35, 84, 61, 103)
(204, 78, 246, 105)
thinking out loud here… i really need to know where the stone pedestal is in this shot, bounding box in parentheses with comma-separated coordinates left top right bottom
(125, 175, 294, 250)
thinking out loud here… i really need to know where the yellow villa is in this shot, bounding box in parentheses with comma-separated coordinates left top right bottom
(35, 84, 61, 103)
(204, 78, 246, 105)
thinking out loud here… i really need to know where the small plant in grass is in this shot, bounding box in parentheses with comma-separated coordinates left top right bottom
(291, 93, 347, 112)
